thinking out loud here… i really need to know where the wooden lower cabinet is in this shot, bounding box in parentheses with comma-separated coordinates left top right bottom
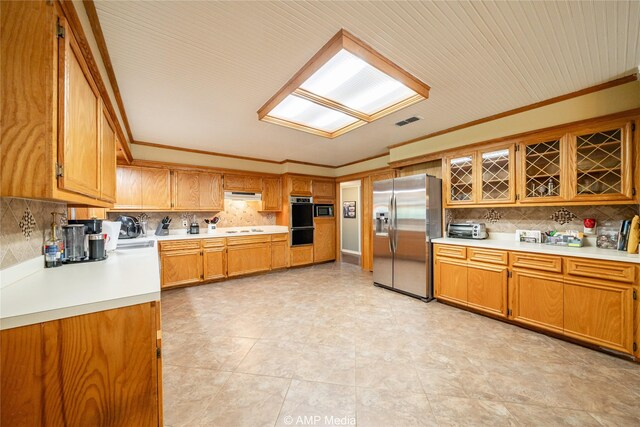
(510, 269, 564, 334)
(291, 245, 314, 266)
(203, 247, 226, 280)
(271, 241, 288, 270)
(434, 244, 638, 357)
(467, 262, 508, 317)
(434, 257, 468, 306)
(563, 277, 634, 354)
(227, 243, 271, 277)
(1, 302, 162, 426)
(314, 218, 336, 262)
(160, 249, 202, 288)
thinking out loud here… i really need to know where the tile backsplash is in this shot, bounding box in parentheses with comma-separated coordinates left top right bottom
(446, 204, 640, 233)
(1, 198, 67, 269)
(108, 200, 276, 233)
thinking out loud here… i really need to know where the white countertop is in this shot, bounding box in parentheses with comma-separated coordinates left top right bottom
(432, 236, 640, 264)
(150, 225, 289, 241)
(0, 244, 161, 330)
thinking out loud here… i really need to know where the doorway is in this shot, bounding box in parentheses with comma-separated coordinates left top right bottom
(339, 181, 361, 265)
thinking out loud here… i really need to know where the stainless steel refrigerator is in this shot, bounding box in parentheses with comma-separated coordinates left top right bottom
(373, 174, 442, 300)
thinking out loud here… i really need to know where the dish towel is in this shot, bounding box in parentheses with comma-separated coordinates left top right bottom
(627, 215, 640, 254)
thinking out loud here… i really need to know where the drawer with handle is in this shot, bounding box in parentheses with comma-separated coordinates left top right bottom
(566, 258, 635, 283)
(202, 238, 226, 248)
(159, 239, 201, 252)
(226, 235, 271, 246)
(467, 247, 508, 265)
(434, 244, 466, 260)
(271, 233, 288, 242)
(510, 252, 562, 273)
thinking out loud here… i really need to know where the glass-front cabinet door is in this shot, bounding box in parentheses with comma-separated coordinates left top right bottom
(569, 120, 633, 201)
(446, 153, 476, 205)
(478, 145, 515, 204)
(519, 136, 567, 203)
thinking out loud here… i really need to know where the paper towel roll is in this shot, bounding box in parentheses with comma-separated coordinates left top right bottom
(627, 215, 640, 254)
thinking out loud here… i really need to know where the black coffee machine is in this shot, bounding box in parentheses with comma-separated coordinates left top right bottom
(66, 219, 107, 261)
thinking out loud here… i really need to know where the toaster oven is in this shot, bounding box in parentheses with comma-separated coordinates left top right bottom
(447, 223, 488, 239)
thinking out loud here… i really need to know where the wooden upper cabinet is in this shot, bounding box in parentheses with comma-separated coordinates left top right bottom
(289, 176, 312, 196)
(518, 134, 568, 203)
(199, 172, 224, 211)
(444, 153, 476, 205)
(115, 166, 170, 210)
(261, 177, 282, 211)
(566, 120, 633, 201)
(57, 18, 101, 199)
(141, 168, 171, 209)
(477, 145, 516, 204)
(100, 108, 117, 202)
(223, 174, 262, 192)
(312, 180, 335, 199)
(174, 171, 223, 211)
(114, 167, 142, 209)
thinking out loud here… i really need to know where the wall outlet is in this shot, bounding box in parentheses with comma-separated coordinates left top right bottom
(182, 219, 188, 228)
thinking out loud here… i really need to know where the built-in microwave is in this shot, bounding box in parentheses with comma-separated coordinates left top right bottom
(314, 204, 334, 217)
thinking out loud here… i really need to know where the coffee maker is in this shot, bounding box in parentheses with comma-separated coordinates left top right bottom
(63, 219, 107, 262)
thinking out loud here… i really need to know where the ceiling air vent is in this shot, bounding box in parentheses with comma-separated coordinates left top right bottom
(395, 116, 421, 127)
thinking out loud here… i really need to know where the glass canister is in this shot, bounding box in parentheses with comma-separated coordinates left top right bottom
(62, 224, 85, 261)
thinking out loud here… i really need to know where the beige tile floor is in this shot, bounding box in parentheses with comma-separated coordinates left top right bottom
(161, 262, 640, 427)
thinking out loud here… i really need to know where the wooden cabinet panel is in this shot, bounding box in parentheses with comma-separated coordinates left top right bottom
(271, 233, 288, 242)
(100, 109, 117, 202)
(564, 278, 634, 354)
(271, 241, 288, 270)
(566, 257, 635, 283)
(509, 252, 562, 273)
(1, 323, 45, 426)
(262, 177, 282, 211)
(224, 174, 262, 192)
(444, 153, 476, 205)
(199, 172, 224, 211)
(174, 171, 200, 210)
(160, 249, 202, 288)
(68, 207, 107, 220)
(468, 247, 507, 265)
(434, 258, 468, 306)
(227, 235, 271, 245)
(203, 247, 226, 280)
(227, 243, 271, 277)
(202, 238, 225, 248)
(434, 244, 466, 259)
(313, 180, 335, 199)
(511, 269, 564, 334)
(159, 240, 201, 252)
(1, 303, 160, 427)
(314, 218, 336, 262)
(289, 177, 312, 195)
(467, 262, 508, 317)
(141, 168, 171, 209)
(57, 20, 101, 199)
(290, 245, 314, 266)
(115, 166, 142, 209)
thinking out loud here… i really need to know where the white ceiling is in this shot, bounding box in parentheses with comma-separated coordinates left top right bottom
(94, 0, 640, 166)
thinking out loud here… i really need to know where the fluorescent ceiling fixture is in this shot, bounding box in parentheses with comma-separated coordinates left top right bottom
(258, 29, 430, 139)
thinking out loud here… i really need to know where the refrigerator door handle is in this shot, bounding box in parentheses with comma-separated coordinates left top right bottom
(392, 194, 399, 251)
(388, 195, 394, 253)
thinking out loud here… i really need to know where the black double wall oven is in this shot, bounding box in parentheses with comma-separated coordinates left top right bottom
(290, 196, 314, 246)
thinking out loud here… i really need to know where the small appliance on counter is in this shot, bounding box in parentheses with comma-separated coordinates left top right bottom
(117, 215, 141, 239)
(447, 223, 488, 239)
(189, 221, 200, 234)
(61, 219, 108, 263)
(155, 216, 171, 236)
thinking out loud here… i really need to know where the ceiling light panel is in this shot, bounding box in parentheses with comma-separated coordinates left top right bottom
(300, 50, 417, 115)
(258, 29, 430, 138)
(269, 95, 359, 132)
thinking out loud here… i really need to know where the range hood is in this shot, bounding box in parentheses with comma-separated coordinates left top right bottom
(224, 191, 262, 201)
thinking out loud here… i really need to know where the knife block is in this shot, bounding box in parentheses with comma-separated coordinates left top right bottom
(155, 223, 169, 236)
